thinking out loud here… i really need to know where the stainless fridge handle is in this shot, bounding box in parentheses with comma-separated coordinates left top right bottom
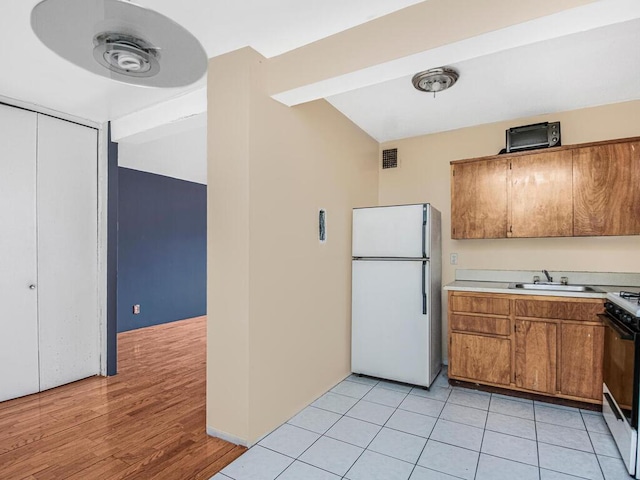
(422, 261, 427, 315)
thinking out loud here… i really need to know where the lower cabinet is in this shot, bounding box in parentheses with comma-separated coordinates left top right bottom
(559, 323, 604, 400)
(450, 333, 511, 386)
(448, 292, 604, 404)
(514, 320, 557, 395)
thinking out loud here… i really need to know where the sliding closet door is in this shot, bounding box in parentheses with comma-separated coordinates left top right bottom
(0, 104, 40, 402)
(37, 115, 99, 390)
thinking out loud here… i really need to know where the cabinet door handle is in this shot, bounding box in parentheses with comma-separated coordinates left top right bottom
(29, 284, 36, 290)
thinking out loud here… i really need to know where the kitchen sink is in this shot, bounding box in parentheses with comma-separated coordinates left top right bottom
(508, 282, 603, 293)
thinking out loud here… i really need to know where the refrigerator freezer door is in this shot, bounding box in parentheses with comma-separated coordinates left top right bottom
(353, 204, 428, 258)
(352, 259, 431, 386)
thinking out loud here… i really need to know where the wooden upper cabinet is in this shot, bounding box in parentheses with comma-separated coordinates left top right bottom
(509, 151, 573, 238)
(451, 159, 507, 239)
(573, 141, 640, 236)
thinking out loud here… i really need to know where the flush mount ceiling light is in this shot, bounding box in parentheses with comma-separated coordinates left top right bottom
(412, 67, 459, 97)
(31, 0, 207, 88)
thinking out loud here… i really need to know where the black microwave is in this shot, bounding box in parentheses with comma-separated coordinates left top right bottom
(506, 122, 561, 153)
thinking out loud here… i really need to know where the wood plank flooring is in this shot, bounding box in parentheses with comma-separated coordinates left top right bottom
(0, 316, 246, 479)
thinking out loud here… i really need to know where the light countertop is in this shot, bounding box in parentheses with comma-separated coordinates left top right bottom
(443, 269, 640, 299)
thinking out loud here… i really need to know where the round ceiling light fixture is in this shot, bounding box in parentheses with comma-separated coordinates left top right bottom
(412, 67, 459, 97)
(31, 0, 207, 88)
(93, 33, 160, 77)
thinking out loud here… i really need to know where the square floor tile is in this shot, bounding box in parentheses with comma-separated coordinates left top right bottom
(491, 392, 533, 404)
(582, 413, 610, 434)
(377, 380, 413, 393)
(287, 406, 341, 434)
(221, 445, 293, 480)
(540, 469, 587, 479)
(367, 427, 427, 463)
(535, 404, 585, 430)
(534, 401, 581, 412)
(346, 400, 395, 426)
(481, 430, 538, 466)
(409, 466, 463, 479)
(325, 416, 381, 448)
(363, 385, 408, 408)
(347, 374, 379, 386)
(447, 388, 491, 410)
(598, 454, 631, 480)
(418, 440, 479, 480)
(475, 453, 539, 480)
(312, 392, 359, 414)
(345, 450, 414, 480)
(432, 373, 450, 389)
(589, 431, 620, 458)
(399, 395, 445, 418)
(489, 396, 534, 420)
(409, 386, 451, 402)
(299, 436, 363, 477)
(439, 403, 487, 429)
(429, 418, 484, 451)
(258, 424, 320, 458)
(485, 411, 536, 440)
(536, 422, 593, 453)
(385, 409, 437, 438)
(331, 380, 374, 399)
(538, 443, 604, 480)
(277, 461, 341, 480)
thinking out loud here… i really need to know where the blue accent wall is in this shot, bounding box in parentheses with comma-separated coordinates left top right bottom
(117, 167, 207, 332)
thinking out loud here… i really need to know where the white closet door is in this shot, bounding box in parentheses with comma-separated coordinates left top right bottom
(0, 104, 40, 402)
(37, 115, 99, 391)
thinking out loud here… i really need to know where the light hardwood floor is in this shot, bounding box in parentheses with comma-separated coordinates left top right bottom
(0, 316, 246, 479)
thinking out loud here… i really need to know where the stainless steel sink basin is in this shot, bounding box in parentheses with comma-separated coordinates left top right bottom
(508, 282, 603, 293)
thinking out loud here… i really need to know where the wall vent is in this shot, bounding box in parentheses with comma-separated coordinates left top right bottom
(382, 148, 398, 169)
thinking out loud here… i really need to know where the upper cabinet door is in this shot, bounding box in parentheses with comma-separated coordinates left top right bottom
(353, 204, 427, 258)
(573, 141, 640, 236)
(509, 150, 573, 238)
(451, 159, 507, 239)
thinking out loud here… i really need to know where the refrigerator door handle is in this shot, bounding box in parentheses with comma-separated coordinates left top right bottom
(422, 204, 427, 258)
(422, 261, 427, 315)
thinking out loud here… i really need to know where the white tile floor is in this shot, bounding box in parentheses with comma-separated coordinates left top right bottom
(212, 368, 631, 480)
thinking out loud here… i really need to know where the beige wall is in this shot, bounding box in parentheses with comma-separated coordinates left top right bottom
(379, 100, 640, 360)
(207, 48, 378, 445)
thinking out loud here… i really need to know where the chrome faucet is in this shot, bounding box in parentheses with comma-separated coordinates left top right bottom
(542, 269, 553, 282)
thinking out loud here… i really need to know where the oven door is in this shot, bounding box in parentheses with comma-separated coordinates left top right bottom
(600, 313, 638, 476)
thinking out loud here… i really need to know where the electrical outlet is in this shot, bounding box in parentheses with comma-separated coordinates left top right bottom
(450, 253, 458, 265)
(133, 304, 141, 315)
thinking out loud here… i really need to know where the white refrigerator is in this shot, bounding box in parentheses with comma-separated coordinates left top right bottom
(351, 203, 442, 388)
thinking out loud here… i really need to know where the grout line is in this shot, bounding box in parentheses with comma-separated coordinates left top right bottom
(533, 395, 541, 480)
(581, 410, 608, 479)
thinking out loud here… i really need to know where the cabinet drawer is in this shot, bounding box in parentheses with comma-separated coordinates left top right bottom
(451, 295, 510, 315)
(515, 299, 603, 321)
(450, 314, 510, 336)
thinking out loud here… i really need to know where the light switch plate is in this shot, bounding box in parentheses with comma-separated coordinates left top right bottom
(133, 304, 141, 314)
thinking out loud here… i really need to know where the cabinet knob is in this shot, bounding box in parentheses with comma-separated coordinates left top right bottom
(29, 284, 36, 290)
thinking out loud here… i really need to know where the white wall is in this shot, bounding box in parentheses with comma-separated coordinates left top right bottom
(118, 122, 207, 185)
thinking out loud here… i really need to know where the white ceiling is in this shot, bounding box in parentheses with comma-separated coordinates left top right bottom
(327, 17, 640, 142)
(0, 0, 422, 125)
(1, 0, 639, 144)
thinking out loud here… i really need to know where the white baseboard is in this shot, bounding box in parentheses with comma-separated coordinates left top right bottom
(206, 425, 250, 447)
